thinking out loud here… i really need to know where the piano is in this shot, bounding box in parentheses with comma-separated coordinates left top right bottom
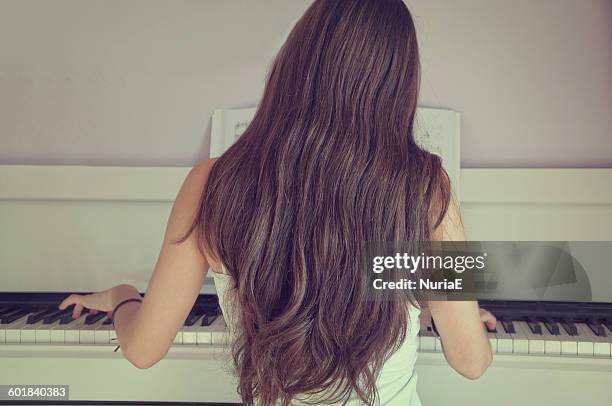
(2, 165, 612, 404)
(1, 292, 611, 405)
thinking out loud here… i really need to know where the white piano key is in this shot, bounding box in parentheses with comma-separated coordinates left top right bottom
(20, 320, 45, 343)
(181, 319, 202, 345)
(196, 330, 212, 345)
(174, 331, 183, 345)
(544, 337, 561, 355)
(50, 315, 87, 344)
(557, 328, 578, 356)
(4, 315, 31, 343)
(575, 323, 595, 356)
(578, 323, 611, 357)
(486, 330, 498, 353)
(79, 321, 101, 344)
(182, 331, 197, 345)
(94, 323, 113, 344)
(495, 329, 514, 354)
(515, 321, 545, 355)
(509, 321, 529, 354)
(35, 321, 61, 344)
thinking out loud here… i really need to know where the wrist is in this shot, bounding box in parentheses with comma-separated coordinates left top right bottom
(112, 284, 141, 307)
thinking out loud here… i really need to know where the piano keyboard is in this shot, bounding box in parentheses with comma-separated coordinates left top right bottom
(1, 294, 611, 405)
(1, 296, 611, 359)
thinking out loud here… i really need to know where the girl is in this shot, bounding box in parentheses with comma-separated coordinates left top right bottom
(60, 0, 495, 404)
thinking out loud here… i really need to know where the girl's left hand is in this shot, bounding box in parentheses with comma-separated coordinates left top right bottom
(58, 285, 125, 319)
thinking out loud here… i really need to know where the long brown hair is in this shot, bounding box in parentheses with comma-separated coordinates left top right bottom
(180, 0, 450, 404)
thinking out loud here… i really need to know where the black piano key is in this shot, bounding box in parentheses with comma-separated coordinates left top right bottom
(0, 306, 19, 317)
(201, 312, 218, 327)
(59, 314, 76, 324)
(85, 312, 106, 325)
(525, 318, 542, 335)
(1, 309, 31, 324)
(184, 309, 205, 326)
(586, 319, 606, 337)
(543, 318, 560, 335)
(604, 319, 612, 333)
(560, 319, 578, 336)
(102, 317, 112, 325)
(27, 308, 58, 324)
(486, 325, 497, 333)
(500, 319, 516, 334)
(42, 309, 72, 324)
(0, 307, 23, 318)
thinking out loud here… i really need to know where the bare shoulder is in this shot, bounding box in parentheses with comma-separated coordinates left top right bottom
(432, 192, 465, 241)
(190, 157, 219, 181)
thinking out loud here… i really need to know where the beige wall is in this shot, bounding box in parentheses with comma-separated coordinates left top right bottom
(0, 0, 610, 167)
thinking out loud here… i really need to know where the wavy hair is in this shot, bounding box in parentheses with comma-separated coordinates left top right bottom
(180, 0, 450, 404)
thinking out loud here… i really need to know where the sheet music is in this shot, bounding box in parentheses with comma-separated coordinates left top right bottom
(211, 107, 461, 197)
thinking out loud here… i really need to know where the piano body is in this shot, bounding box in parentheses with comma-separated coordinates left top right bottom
(1, 165, 612, 405)
(1, 294, 612, 405)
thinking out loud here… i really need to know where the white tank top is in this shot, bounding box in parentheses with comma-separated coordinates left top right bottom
(212, 267, 423, 406)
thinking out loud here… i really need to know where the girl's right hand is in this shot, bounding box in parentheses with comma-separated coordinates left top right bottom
(479, 308, 497, 331)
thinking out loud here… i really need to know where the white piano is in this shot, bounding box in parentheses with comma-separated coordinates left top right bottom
(2, 108, 612, 404)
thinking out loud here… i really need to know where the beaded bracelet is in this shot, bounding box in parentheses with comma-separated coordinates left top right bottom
(110, 297, 143, 352)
